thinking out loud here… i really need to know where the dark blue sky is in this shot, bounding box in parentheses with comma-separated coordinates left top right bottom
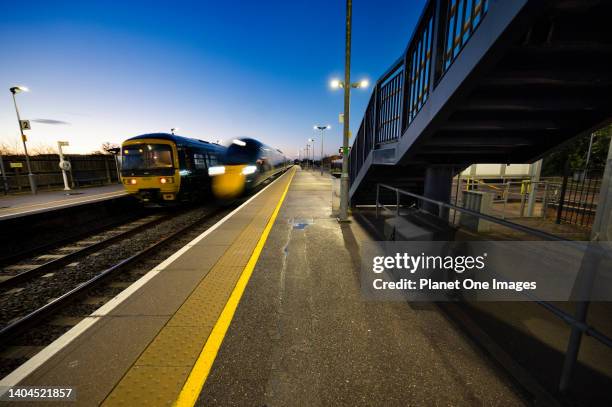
(0, 0, 427, 156)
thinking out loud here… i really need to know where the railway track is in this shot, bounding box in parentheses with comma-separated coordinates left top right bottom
(0, 212, 146, 269)
(0, 213, 169, 289)
(0, 203, 231, 377)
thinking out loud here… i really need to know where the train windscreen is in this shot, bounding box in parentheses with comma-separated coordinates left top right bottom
(122, 144, 173, 170)
(225, 143, 258, 165)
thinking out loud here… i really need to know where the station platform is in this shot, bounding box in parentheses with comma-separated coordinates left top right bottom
(0, 185, 126, 220)
(0, 167, 524, 406)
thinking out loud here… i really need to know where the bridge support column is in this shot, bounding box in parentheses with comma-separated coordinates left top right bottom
(423, 166, 454, 219)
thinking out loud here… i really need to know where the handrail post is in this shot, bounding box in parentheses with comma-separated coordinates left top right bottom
(396, 189, 400, 217)
(542, 182, 549, 218)
(373, 83, 380, 145)
(502, 181, 510, 219)
(430, 0, 448, 88)
(375, 184, 380, 218)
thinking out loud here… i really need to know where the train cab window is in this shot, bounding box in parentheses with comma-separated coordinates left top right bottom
(122, 144, 173, 170)
(225, 143, 258, 165)
(207, 153, 220, 167)
(193, 153, 207, 170)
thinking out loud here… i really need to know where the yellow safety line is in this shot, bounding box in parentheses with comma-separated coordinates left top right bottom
(174, 168, 295, 407)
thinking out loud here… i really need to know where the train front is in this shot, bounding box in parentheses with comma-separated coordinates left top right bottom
(121, 136, 180, 203)
(209, 138, 263, 200)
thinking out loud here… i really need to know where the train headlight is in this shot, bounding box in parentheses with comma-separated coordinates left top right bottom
(242, 165, 257, 175)
(160, 177, 174, 184)
(130, 179, 137, 185)
(208, 166, 226, 176)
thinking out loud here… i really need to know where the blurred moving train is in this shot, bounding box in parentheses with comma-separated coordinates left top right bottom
(121, 133, 226, 203)
(120, 134, 290, 203)
(209, 138, 290, 199)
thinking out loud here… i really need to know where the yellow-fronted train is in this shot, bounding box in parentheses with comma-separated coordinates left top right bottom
(121, 133, 226, 204)
(209, 138, 290, 199)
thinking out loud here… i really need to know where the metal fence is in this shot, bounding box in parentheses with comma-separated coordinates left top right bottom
(555, 170, 603, 228)
(349, 0, 490, 185)
(0, 154, 120, 193)
(375, 182, 612, 394)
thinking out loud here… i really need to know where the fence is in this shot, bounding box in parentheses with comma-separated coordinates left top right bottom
(350, 0, 490, 185)
(375, 182, 612, 394)
(0, 154, 120, 193)
(554, 169, 603, 228)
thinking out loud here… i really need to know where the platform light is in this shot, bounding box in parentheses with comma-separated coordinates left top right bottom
(232, 139, 246, 146)
(313, 125, 331, 175)
(208, 166, 226, 176)
(10, 84, 36, 194)
(359, 79, 369, 88)
(242, 165, 257, 175)
(10, 86, 29, 94)
(330, 79, 342, 89)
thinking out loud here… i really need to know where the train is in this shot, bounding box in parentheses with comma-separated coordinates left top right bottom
(209, 138, 290, 199)
(120, 133, 226, 203)
(120, 134, 290, 203)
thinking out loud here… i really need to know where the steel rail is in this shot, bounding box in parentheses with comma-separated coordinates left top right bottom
(0, 213, 145, 267)
(0, 213, 172, 290)
(0, 206, 226, 345)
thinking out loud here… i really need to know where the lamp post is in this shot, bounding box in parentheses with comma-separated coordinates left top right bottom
(308, 138, 316, 171)
(10, 86, 36, 194)
(314, 125, 331, 176)
(330, 0, 369, 220)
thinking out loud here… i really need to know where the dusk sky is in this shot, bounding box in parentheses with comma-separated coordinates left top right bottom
(0, 0, 426, 158)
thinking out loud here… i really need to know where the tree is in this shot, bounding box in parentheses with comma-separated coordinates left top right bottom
(98, 142, 120, 155)
(542, 124, 612, 176)
(0, 137, 22, 155)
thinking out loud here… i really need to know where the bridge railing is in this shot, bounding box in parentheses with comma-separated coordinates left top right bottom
(349, 0, 490, 187)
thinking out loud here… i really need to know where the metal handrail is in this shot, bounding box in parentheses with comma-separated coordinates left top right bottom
(376, 183, 568, 241)
(349, 0, 491, 186)
(374, 182, 612, 393)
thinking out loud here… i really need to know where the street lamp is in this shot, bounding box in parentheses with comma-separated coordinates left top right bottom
(331, 0, 369, 221)
(329, 78, 369, 89)
(10, 85, 36, 194)
(314, 125, 331, 176)
(308, 138, 316, 171)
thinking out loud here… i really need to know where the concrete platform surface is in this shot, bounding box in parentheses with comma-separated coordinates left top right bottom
(198, 169, 525, 406)
(0, 168, 528, 406)
(0, 168, 296, 406)
(0, 184, 126, 220)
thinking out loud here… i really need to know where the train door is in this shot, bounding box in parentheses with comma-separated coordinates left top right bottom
(206, 152, 221, 190)
(192, 151, 208, 197)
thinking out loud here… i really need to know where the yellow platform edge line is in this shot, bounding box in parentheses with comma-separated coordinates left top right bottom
(174, 168, 295, 407)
